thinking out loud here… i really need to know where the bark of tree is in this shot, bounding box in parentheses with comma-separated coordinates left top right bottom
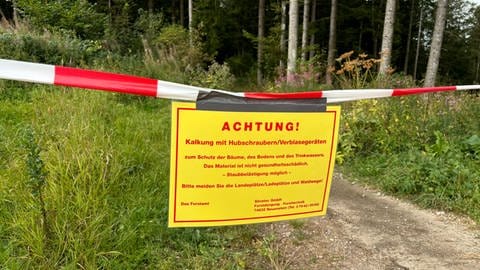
(372, 0, 386, 58)
(476, 55, 480, 83)
(309, 0, 317, 60)
(403, 0, 415, 74)
(358, 21, 363, 51)
(413, 7, 423, 80)
(257, 0, 265, 85)
(280, 0, 287, 74)
(287, 0, 299, 83)
(424, 0, 448, 87)
(12, 0, 18, 26)
(188, 0, 193, 32)
(148, 0, 154, 14)
(171, 0, 176, 24)
(326, 0, 337, 85)
(379, 0, 396, 75)
(180, 0, 184, 27)
(301, 0, 310, 62)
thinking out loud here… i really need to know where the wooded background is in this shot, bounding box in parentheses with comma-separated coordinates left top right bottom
(1, 0, 479, 87)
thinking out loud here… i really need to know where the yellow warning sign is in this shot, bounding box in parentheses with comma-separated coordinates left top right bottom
(169, 102, 341, 227)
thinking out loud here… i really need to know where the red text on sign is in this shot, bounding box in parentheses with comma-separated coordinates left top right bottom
(221, 121, 299, 132)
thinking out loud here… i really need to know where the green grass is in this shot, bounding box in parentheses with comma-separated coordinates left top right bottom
(1, 79, 478, 268)
(338, 93, 480, 223)
(0, 85, 264, 269)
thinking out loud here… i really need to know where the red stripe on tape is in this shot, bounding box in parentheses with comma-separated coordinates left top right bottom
(392, 86, 456, 96)
(54, 66, 158, 97)
(245, 91, 323, 99)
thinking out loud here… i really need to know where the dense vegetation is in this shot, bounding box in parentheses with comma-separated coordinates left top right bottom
(0, 0, 479, 268)
(1, 0, 479, 83)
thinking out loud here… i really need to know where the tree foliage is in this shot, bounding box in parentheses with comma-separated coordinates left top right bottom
(15, 0, 107, 40)
(1, 0, 479, 84)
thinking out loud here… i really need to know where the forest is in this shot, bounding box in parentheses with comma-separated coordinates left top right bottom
(0, 0, 479, 268)
(0, 0, 479, 85)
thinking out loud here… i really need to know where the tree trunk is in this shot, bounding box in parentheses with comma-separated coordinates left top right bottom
(372, 0, 385, 58)
(413, 7, 423, 80)
(280, 0, 287, 74)
(379, 0, 396, 75)
(309, 0, 317, 60)
(172, 0, 176, 24)
(358, 21, 363, 51)
(475, 55, 480, 84)
(424, 0, 448, 87)
(326, 0, 337, 85)
(188, 0, 193, 32)
(258, 0, 265, 86)
(403, 0, 415, 74)
(301, 0, 310, 62)
(107, 0, 112, 30)
(180, 0, 184, 27)
(476, 54, 480, 83)
(12, 0, 18, 26)
(287, 0, 299, 83)
(148, 0, 154, 14)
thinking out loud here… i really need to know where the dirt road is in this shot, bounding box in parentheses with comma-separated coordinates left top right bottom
(263, 173, 480, 270)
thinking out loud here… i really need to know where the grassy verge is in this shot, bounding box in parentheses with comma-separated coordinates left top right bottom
(338, 93, 480, 223)
(1, 73, 478, 268)
(0, 85, 267, 268)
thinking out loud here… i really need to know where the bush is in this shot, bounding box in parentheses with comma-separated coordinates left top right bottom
(0, 27, 103, 66)
(188, 61, 235, 90)
(149, 25, 210, 71)
(139, 25, 236, 89)
(339, 91, 480, 222)
(15, 0, 107, 40)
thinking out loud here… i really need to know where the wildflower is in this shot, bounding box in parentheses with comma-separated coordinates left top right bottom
(327, 66, 336, 73)
(386, 66, 396, 75)
(339, 50, 354, 60)
(363, 59, 374, 70)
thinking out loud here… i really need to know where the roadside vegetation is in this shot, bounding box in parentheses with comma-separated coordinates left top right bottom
(0, 19, 259, 269)
(0, 2, 478, 268)
(334, 53, 480, 222)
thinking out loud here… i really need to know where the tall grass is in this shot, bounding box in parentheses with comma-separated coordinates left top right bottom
(338, 93, 480, 222)
(326, 51, 480, 223)
(0, 19, 263, 268)
(0, 86, 262, 268)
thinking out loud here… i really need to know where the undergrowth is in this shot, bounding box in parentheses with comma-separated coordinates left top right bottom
(0, 19, 263, 268)
(1, 22, 478, 267)
(328, 51, 480, 223)
(0, 87, 263, 268)
(338, 94, 480, 222)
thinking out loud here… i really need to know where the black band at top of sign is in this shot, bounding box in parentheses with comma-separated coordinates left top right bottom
(196, 91, 327, 112)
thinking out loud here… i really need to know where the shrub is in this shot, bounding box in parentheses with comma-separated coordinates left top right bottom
(15, 0, 107, 40)
(188, 61, 236, 90)
(331, 51, 381, 89)
(340, 91, 480, 222)
(0, 26, 103, 66)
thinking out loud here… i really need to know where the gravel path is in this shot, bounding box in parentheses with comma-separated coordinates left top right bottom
(261, 173, 480, 270)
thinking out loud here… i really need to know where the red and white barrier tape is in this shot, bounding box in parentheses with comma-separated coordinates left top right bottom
(0, 59, 478, 103)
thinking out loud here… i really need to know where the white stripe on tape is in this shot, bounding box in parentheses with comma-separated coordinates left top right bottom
(156, 80, 202, 101)
(322, 89, 393, 100)
(156, 80, 245, 101)
(456, 85, 480, 91)
(0, 59, 54, 84)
